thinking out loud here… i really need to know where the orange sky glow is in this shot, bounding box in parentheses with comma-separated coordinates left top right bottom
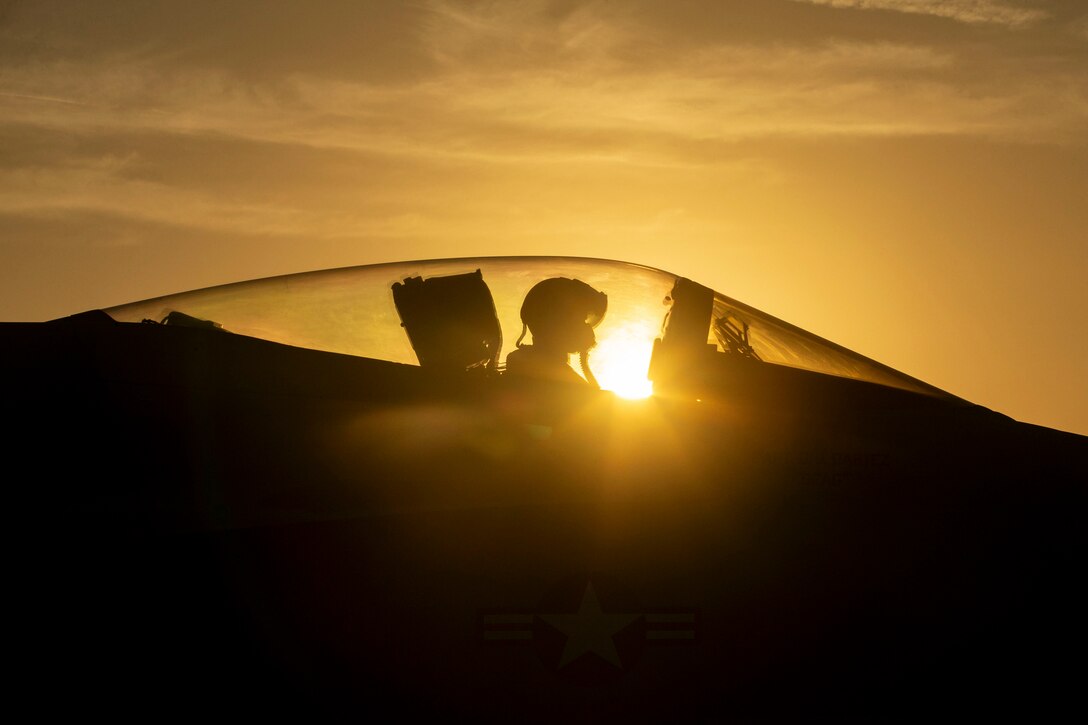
(1, 0, 1085, 434)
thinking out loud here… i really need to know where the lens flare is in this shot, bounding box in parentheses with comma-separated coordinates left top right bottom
(590, 325, 655, 399)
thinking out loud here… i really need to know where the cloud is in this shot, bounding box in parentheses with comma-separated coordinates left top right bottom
(0, 0, 438, 83)
(2, 0, 1083, 156)
(0, 155, 321, 239)
(2, 31, 1080, 163)
(1072, 14, 1088, 41)
(1, 0, 1085, 247)
(785, 0, 1048, 26)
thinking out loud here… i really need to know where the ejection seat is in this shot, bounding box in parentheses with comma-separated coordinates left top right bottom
(392, 269, 503, 374)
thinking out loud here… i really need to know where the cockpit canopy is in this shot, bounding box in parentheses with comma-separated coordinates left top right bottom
(104, 256, 949, 400)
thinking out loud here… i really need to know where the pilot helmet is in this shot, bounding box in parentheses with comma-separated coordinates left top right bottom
(518, 277, 607, 353)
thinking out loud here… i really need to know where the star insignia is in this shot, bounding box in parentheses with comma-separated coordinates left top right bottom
(538, 582, 641, 668)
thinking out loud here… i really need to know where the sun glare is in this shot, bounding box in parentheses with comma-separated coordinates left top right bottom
(589, 327, 656, 399)
(611, 376, 655, 400)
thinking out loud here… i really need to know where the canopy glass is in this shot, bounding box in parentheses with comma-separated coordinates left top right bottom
(105, 256, 949, 400)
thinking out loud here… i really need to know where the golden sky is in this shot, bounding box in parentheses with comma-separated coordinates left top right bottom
(1, 0, 1086, 434)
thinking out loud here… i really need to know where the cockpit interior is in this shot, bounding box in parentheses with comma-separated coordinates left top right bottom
(104, 256, 948, 401)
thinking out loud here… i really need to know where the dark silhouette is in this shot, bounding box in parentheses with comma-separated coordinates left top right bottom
(505, 277, 607, 386)
(392, 269, 502, 373)
(5, 257, 1085, 721)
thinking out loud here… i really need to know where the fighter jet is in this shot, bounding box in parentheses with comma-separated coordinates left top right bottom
(5, 256, 1084, 720)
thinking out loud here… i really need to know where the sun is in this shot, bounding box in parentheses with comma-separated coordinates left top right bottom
(588, 328, 655, 400)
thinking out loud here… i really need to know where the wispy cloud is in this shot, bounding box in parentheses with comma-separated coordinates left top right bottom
(0, 0, 1084, 255)
(1073, 14, 1088, 41)
(1, 0, 1085, 242)
(1, 32, 1080, 164)
(786, 0, 1048, 26)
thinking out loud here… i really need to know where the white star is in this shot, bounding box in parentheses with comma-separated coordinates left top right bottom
(539, 582, 641, 669)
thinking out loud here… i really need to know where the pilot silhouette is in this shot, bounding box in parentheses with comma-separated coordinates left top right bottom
(505, 277, 607, 387)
